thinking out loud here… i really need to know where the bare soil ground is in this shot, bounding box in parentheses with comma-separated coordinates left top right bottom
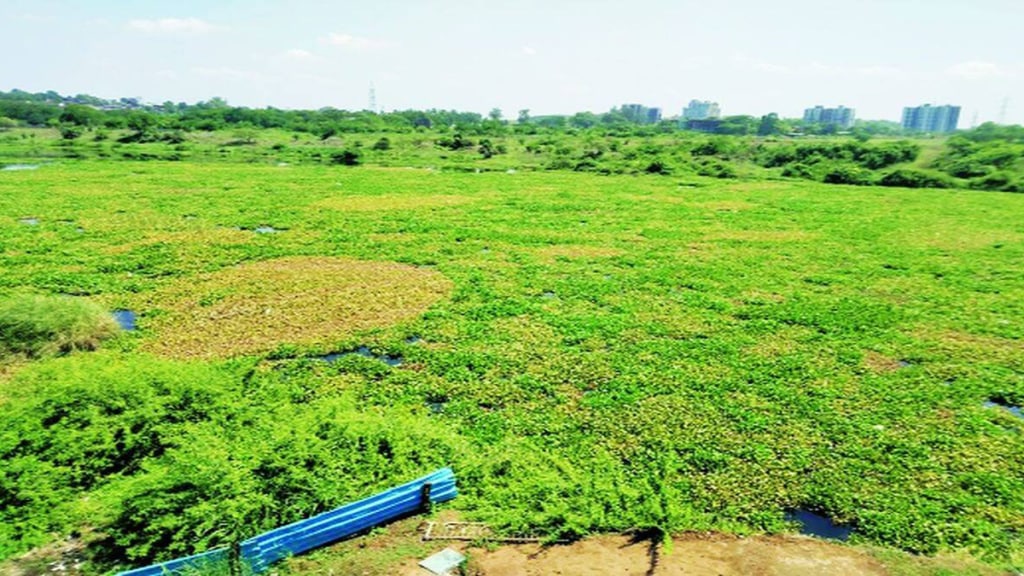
(456, 533, 886, 576)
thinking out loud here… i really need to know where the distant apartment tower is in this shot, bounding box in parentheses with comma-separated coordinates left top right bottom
(802, 105, 856, 129)
(901, 104, 960, 133)
(621, 103, 661, 124)
(683, 100, 721, 120)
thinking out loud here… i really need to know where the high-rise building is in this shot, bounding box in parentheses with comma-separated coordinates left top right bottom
(901, 104, 960, 133)
(621, 104, 661, 124)
(683, 100, 721, 120)
(802, 105, 856, 129)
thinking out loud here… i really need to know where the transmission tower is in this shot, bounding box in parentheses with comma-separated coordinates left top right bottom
(369, 83, 377, 113)
(998, 97, 1008, 125)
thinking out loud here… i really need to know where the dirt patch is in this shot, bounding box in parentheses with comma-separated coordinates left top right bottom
(139, 257, 451, 359)
(0, 537, 88, 576)
(314, 194, 474, 212)
(284, 514, 1005, 576)
(466, 533, 886, 576)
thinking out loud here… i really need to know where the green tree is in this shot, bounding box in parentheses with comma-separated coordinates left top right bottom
(757, 113, 781, 136)
(58, 104, 101, 127)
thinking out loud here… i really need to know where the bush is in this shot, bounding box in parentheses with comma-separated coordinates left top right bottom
(877, 169, 953, 189)
(0, 355, 243, 559)
(821, 163, 872, 186)
(780, 162, 814, 180)
(644, 160, 671, 175)
(969, 171, 1024, 193)
(0, 294, 119, 358)
(694, 158, 737, 178)
(329, 149, 361, 166)
(371, 137, 391, 151)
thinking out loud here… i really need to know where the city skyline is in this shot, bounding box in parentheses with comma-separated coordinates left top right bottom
(2, 0, 1022, 125)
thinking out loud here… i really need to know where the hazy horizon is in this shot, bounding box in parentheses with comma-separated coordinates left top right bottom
(3, 0, 1022, 125)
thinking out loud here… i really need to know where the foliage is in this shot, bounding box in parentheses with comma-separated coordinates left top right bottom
(329, 149, 361, 166)
(1, 121, 1023, 573)
(0, 293, 119, 358)
(877, 169, 954, 189)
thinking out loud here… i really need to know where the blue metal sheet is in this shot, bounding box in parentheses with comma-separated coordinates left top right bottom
(243, 468, 456, 572)
(116, 468, 457, 576)
(115, 547, 229, 576)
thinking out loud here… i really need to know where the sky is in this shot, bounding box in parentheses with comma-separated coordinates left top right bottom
(2, 0, 1023, 124)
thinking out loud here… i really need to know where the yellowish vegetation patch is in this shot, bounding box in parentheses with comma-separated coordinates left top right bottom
(534, 244, 625, 262)
(862, 351, 903, 373)
(143, 227, 258, 245)
(103, 228, 256, 255)
(690, 200, 756, 212)
(746, 325, 817, 359)
(140, 257, 451, 359)
(914, 328, 1024, 370)
(705, 229, 817, 242)
(313, 194, 474, 212)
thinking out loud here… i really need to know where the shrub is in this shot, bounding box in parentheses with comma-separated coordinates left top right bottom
(877, 169, 953, 189)
(0, 294, 119, 358)
(0, 355, 243, 559)
(329, 149, 361, 166)
(644, 160, 671, 175)
(694, 158, 737, 178)
(969, 171, 1024, 193)
(781, 162, 814, 180)
(821, 163, 872, 186)
(371, 137, 391, 151)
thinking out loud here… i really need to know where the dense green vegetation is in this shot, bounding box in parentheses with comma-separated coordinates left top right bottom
(2, 88, 1021, 192)
(0, 293, 118, 358)
(1, 96, 1023, 574)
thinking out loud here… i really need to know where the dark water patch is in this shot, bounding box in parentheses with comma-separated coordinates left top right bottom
(898, 360, 913, 368)
(985, 398, 1023, 419)
(319, 346, 402, 366)
(541, 291, 556, 299)
(426, 401, 446, 414)
(19, 217, 39, 226)
(784, 509, 852, 541)
(405, 335, 422, 345)
(112, 309, 137, 331)
(2, 164, 40, 171)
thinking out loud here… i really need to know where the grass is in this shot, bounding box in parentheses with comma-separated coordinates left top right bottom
(0, 155, 1022, 573)
(0, 293, 119, 358)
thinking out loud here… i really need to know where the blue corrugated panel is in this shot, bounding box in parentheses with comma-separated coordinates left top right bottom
(115, 468, 456, 576)
(241, 467, 456, 573)
(115, 547, 229, 576)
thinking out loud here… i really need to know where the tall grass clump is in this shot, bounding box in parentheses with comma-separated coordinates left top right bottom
(0, 293, 119, 358)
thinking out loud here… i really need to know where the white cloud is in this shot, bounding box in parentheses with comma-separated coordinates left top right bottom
(522, 46, 537, 57)
(283, 48, 314, 60)
(128, 17, 217, 34)
(946, 61, 1013, 79)
(732, 53, 791, 74)
(319, 33, 388, 51)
